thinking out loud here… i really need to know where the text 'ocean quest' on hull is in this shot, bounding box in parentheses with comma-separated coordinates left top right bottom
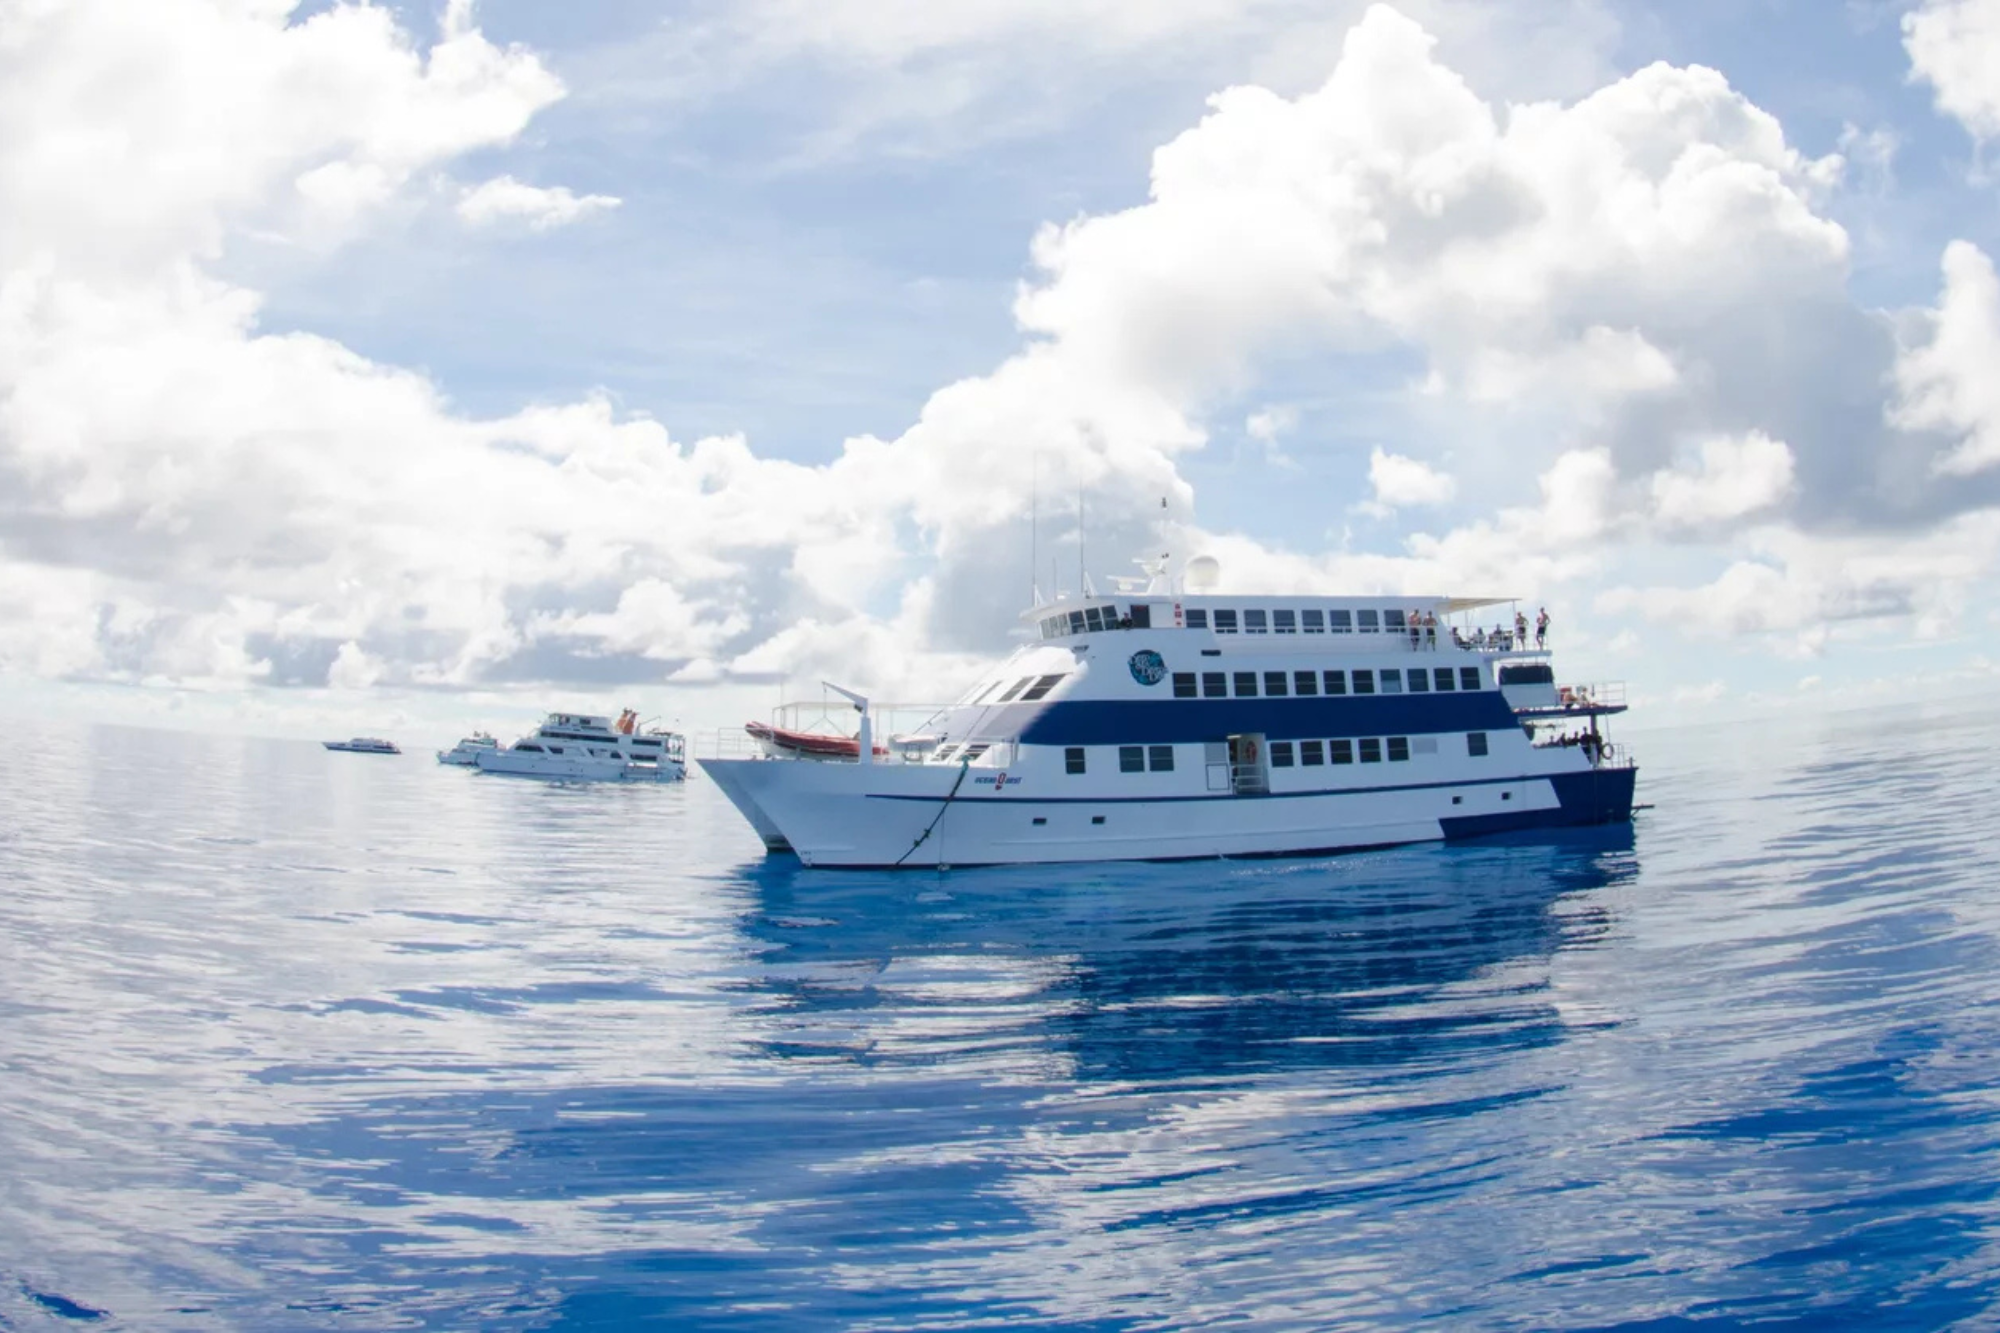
(700, 559, 1637, 868)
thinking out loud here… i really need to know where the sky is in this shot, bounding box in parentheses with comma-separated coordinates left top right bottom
(3, 0, 2000, 743)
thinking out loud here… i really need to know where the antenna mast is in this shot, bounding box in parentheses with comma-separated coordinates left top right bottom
(1030, 453, 1039, 607)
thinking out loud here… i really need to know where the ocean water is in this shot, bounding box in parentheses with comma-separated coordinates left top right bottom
(3, 702, 2000, 1330)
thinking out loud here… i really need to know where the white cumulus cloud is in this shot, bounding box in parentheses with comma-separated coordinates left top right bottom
(1648, 431, 1796, 530)
(1905, 0, 2000, 141)
(457, 176, 622, 231)
(1366, 447, 1456, 509)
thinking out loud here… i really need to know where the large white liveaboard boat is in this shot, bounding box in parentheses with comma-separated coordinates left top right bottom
(700, 557, 1637, 868)
(324, 737, 399, 754)
(437, 732, 500, 766)
(476, 710, 687, 782)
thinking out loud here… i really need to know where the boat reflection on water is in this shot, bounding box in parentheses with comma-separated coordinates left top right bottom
(739, 825, 1637, 1087)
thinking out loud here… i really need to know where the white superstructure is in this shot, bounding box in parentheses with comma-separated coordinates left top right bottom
(437, 733, 500, 766)
(476, 711, 687, 782)
(701, 561, 1635, 868)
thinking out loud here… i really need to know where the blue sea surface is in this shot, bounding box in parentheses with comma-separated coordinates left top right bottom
(4, 702, 2000, 1329)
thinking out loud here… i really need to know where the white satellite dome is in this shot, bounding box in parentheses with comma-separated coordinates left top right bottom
(1185, 555, 1221, 591)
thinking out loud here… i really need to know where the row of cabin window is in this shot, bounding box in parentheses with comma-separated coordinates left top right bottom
(1061, 745, 1174, 774)
(1171, 666, 1483, 698)
(1039, 604, 1151, 639)
(1271, 732, 1488, 767)
(1185, 607, 1418, 635)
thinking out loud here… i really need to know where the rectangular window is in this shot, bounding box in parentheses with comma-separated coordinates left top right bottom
(1379, 669, 1402, 694)
(1460, 666, 1482, 691)
(1202, 672, 1227, 698)
(1128, 603, 1152, 629)
(1084, 606, 1105, 632)
(1407, 669, 1429, 693)
(1119, 745, 1146, 773)
(1324, 669, 1347, 696)
(1214, 609, 1240, 634)
(1302, 609, 1326, 633)
(1330, 609, 1354, 634)
(1300, 739, 1325, 766)
(1148, 745, 1175, 772)
(1434, 668, 1456, 692)
(1274, 609, 1297, 634)
(1352, 669, 1375, 696)
(1360, 738, 1383, 763)
(963, 744, 990, 762)
(1019, 674, 1065, 701)
(1264, 671, 1288, 697)
(1386, 609, 1407, 631)
(1331, 739, 1354, 764)
(1358, 609, 1381, 634)
(1069, 610, 1085, 634)
(1271, 741, 1295, 768)
(1065, 747, 1086, 774)
(1244, 609, 1269, 634)
(1388, 737, 1410, 762)
(997, 677, 1034, 703)
(1172, 672, 1197, 698)
(1233, 671, 1259, 697)
(1467, 732, 1489, 757)
(1413, 737, 1439, 755)
(1293, 670, 1318, 697)
(1186, 608, 1209, 629)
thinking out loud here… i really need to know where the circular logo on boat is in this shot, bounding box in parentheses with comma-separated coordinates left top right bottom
(1128, 649, 1168, 687)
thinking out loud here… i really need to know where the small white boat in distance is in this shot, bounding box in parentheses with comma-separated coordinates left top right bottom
(475, 710, 687, 782)
(324, 737, 400, 754)
(437, 733, 500, 766)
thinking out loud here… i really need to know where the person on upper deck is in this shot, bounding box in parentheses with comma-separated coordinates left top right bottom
(1423, 610, 1437, 649)
(1535, 607, 1549, 649)
(1515, 610, 1528, 643)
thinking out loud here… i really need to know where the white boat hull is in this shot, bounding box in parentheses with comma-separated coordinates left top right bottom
(699, 757, 1635, 868)
(475, 751, 686, 782)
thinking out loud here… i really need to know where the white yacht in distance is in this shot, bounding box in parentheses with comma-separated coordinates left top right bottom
(700, 557, 1637, 868)
(475, 710, 687, 782)
(324, 737, 399, 754)
(437, 733, 500, 766)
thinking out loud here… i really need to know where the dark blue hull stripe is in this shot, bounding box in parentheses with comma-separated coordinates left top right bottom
(865, 767, 1637, 808)
(1002, 693, 1522, 746)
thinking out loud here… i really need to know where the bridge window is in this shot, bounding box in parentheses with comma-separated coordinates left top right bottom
(1467, 732, 1489, 757)
(1293, 670, 1318, 697)
(1148, 745, 1175, 772)
(1202, 672, 1227, 698)
(1379, 669, 1402, 694)
(1065, 747, 1086, 774)
(1407, 669, 1429, 693)
(1185, 608, 1208, 629)
(1352, 669, 1375, 696)
(1358, 610, 1380, 634)
(1460, 666, 1482, 691)
(1264, 671, 1288, 697)
(1274, 609, 1297, 634)
(1271, 741, 1295, 768)
(1173, 672, 1197, 698)
(1128, 604, 1152, 629)
(1498, 663, 1555, 686)
(1359, 738, 1382, 763)
(1323, 669, 1347, 696)
(1214, 608, 1239, 634)
(1330, 739, 1354, 764)
(1433, 668, 1456, 692)
(1330, 610, 1353, 633)
(1302, 609, 1326, 633)
(1019, 674, 1065, 701)
(1386, 609, 1407, 631)
(1388, 737, 1410, 762)
(1069, 611, 1085, 634)
(1244, 609, 1268, 634)
(1120, 745, 1145, 773)
(1085, 606, 1105, 632)
(997, 677, 1034, 703)
(1300, 740, 1325, 766)
(1233, 671, 1258, 697)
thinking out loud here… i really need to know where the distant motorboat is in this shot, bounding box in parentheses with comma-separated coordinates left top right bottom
(437, 733, 500, 766)
(323, 737, 400, 754)
(475, 710, 686, 782)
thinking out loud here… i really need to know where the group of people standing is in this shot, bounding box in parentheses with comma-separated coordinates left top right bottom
(1447, 607, 1550, 652)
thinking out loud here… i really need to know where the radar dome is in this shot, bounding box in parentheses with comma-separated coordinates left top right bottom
(1185, 555, 1221, 591)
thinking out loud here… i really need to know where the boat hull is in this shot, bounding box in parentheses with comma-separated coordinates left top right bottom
(475, 751, 686, 782)
(698, 758, 1636, 868)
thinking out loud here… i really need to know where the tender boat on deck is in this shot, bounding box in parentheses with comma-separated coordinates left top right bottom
(700, 557, 1636, 868)
(476, 710, 686, 782)
(323, 737, 399, 754)
(437, 733, 500, 766)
